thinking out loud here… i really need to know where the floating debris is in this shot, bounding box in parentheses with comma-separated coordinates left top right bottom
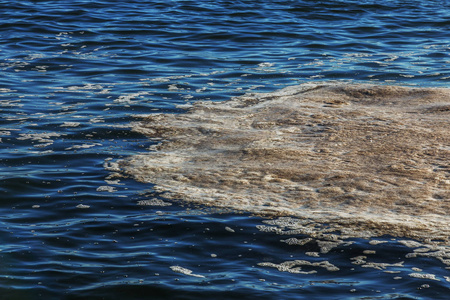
(169, 266, 205, 278)
(137, 199, 172, 206)
(408, 273, 440, 281)
(96, 186, 117, 192)
(121, 83, 450, 245)
(258, 259, 340, 273)
(76, 204, 90, 209)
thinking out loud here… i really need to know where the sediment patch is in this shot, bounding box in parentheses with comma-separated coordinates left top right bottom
(119, 83, 450, 244)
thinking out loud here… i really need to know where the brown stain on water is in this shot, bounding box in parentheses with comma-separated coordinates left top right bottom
(120, 83, 450, 244)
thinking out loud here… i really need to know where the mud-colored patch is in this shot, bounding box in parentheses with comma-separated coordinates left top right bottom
(120, 83, 450, 244)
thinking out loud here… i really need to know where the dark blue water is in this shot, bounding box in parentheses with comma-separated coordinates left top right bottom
(1, 1, 449, 299)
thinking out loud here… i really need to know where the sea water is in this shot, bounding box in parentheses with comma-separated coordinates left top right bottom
(0, 1, 449, 299)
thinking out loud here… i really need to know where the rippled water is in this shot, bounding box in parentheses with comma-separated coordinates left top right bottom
(1, 1, 449, 299)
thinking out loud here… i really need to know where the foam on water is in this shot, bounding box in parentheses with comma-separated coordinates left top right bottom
(119, 83, 450, 247)
(170, 266, 205, 278)
(1, 0, 449, 297)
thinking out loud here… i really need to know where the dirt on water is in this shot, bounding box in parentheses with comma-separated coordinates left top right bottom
(117, 83, 450, 246)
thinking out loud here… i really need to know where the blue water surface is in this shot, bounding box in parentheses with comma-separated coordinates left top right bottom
(1, 0, 449, 299)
